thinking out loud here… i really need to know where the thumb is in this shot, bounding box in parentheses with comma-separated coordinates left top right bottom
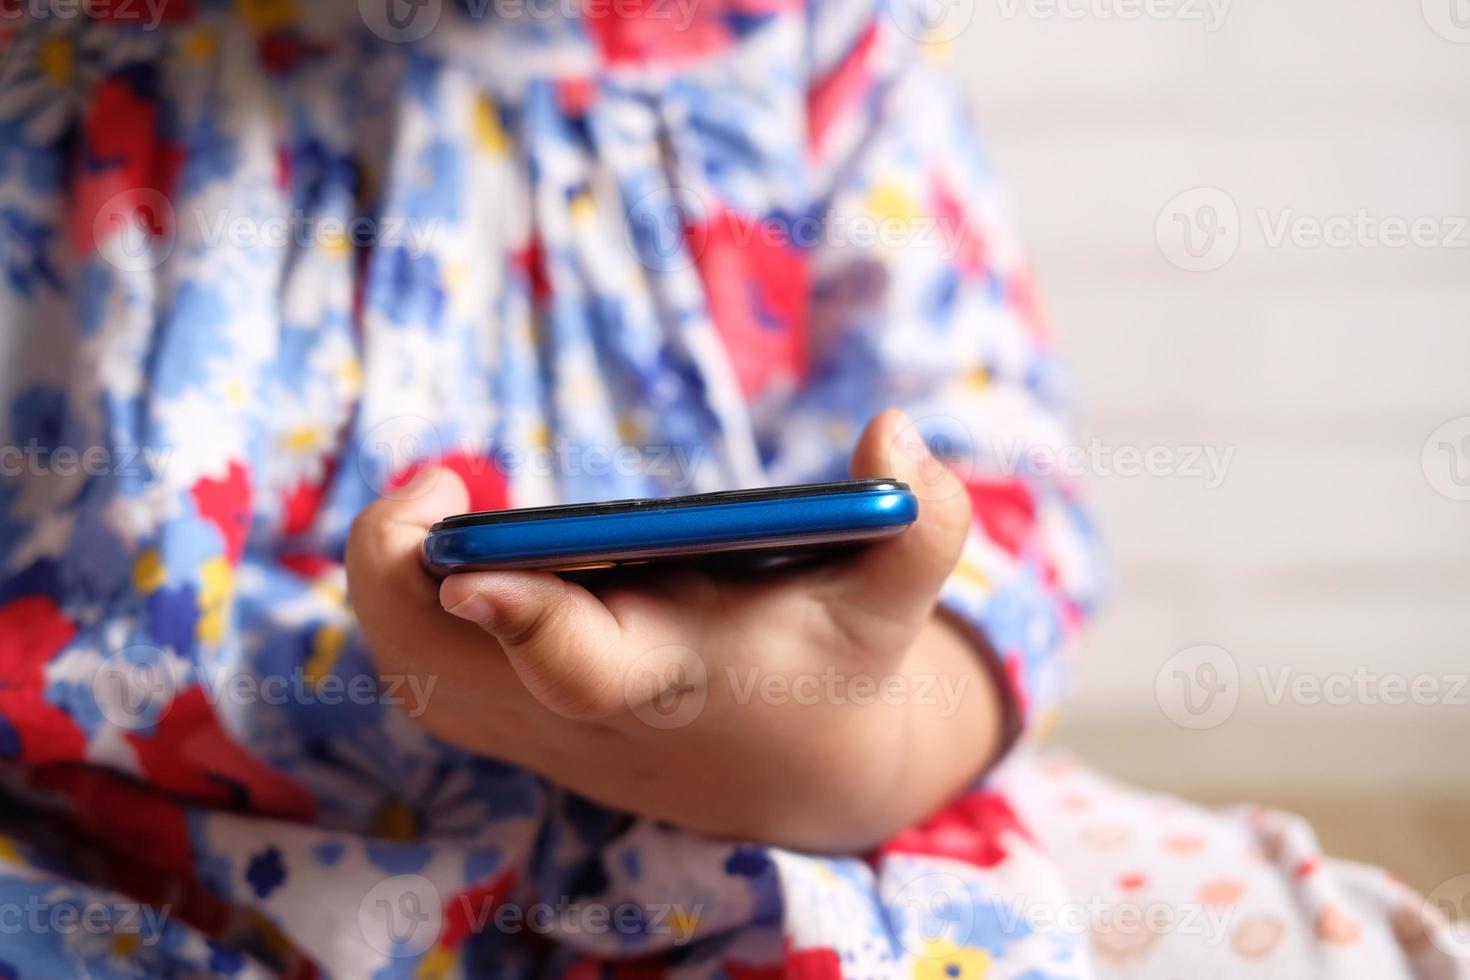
(829, 408, 973, 636)
(347, 465, 472, 610)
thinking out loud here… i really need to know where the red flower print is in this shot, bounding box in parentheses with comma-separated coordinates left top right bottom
(727, 942, 842, 980)
(584, 0, 798, 66)
(963, 477, 1036, 559)
(72, 72, 184, 257)
(878, 791, 1036, 869)
(510, 235, 553, 306)
(1006, 269, 1053, 345)
(1003, 651, 1030, 721)
(282, 459, 337, 536)
(557, 78, 598, 117)
(389, 450, 510, 513)
(785, 944, 843, 979)
(87, 0, 195, 22)
(689, 208, 810, 399)
(0, 595, 86, 764)
(193, 460, 254, 565)
(724, 963, 784, 980)
(32, 765, 196, 879)
(440, 869, 517, 950)
(125, 686, 315, 821)
(931, 173, 988, 280)
(807, 20, 879, 152)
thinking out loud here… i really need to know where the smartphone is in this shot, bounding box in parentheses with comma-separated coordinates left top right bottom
(421, 478, 917, 576)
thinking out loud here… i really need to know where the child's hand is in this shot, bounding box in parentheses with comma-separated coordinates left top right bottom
(346, 410, 1002, 851)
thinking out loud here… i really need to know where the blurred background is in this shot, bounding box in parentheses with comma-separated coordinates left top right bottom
(946, 0, 1470, 895)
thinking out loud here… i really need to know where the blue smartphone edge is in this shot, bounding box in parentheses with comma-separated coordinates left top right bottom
(421, 485, 918, 576)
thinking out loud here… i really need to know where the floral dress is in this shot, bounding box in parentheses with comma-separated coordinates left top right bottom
(0, 2, 1464, 978)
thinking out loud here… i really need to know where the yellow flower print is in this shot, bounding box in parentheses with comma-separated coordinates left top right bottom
(415, 945, 456, 980)
(303, 623, 346, 687)
(133, 549, 166, 594)
(196, 556, 235, 646)
(867, 182, 919, 225)
(914, 938, 991, 980)
(183, 29, 217, 62)
(373, 799, 421, 841)
(473, 95, 510, 155)
(111, 931, 140, 959)
(39, 37, 72, 84)
(236, 0, 296, 32)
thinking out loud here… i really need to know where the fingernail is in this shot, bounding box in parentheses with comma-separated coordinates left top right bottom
(445, 593, 494, 627)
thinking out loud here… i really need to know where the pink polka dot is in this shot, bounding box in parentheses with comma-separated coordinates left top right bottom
(1197, 877, 1246, 906)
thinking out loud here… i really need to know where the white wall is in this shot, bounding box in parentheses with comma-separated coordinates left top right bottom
(947, 0, 1470, 792)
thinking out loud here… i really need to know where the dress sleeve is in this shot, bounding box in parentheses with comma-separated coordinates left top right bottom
(754, 0, 1105, 751)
